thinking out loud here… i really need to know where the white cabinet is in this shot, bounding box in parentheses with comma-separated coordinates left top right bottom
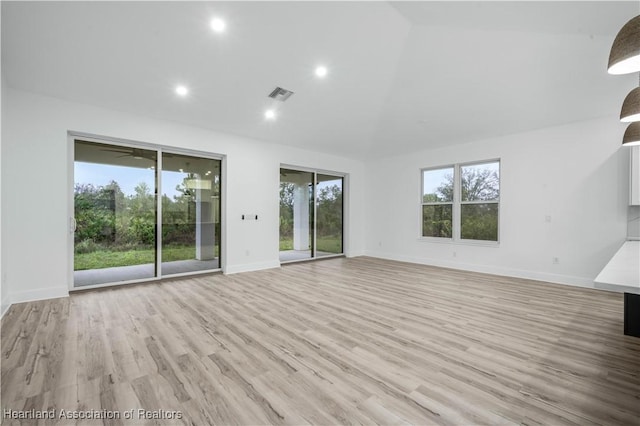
(632, 146, 640, 206)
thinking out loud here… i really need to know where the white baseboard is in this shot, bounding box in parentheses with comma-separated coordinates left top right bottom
(1, 295, 11, 319)
(224, 260, 281, 275)
(9, 287, 69, 305)
(363, 250, 595, 290)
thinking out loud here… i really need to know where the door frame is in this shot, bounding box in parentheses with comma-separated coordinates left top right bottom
(279, 164, 347, 264)
(67, 131, 225, 291)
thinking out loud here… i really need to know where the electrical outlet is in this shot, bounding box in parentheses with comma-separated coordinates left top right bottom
(245, 250, 250, 256)
(453, 251, 457, 258)
(552, 257, 559, 264)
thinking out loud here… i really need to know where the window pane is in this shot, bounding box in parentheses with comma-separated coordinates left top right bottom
(423, 167, 454, 202)
(461, 203, 498, 241)
(422, 205, 452, 238)
(461, 161, 499, 201)
(161, 153, 221, 275)
(279, 169, 314, 261)
(74, 140, 157, 287)
(316, 174, 343, 256)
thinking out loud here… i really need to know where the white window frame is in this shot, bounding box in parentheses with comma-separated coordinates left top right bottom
(420, 159, 500, 245)
(67, 131, 226, 291)
(421, 165, 455, 240)
(279, 164, 348, 262)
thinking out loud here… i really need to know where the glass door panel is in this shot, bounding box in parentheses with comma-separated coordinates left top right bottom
(161, 153, 221, 275)
(279, 169, 314, 262)
(74, 140, 157, 287)
(316, 174, 343, 257)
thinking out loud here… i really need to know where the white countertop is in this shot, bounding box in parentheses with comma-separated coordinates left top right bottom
(594, 241, 640, 294)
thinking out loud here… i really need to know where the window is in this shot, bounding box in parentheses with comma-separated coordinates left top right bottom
(421, 160, 500, 242)
(460, 162, 500, 241)
(422, 167, 454, 238)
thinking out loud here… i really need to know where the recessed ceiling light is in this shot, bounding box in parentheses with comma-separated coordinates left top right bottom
(315, 66, 328, 78)
(265, 109, 276, 120)
(175, 85, 189, 97)
(210, 17, 226, 33)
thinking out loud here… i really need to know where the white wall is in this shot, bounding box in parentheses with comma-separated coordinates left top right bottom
(1, 85, 631, 307)
(364, 117, 629, 288)
(1, 88, 365, 304)
(0, 3, 7, 317)
(630, 206, 640, 239)
(0, 82, 6, 316)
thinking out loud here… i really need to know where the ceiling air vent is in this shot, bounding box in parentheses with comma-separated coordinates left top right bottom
(268, 86, 294, 102)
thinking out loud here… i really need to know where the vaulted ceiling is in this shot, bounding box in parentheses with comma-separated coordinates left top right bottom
(2, 1, 638, 159)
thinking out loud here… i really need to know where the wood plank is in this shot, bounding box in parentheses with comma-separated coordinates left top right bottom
(1, 257, 639, 425)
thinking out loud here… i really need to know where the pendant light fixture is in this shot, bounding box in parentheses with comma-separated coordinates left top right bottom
(608, 15, 640, 75)
(621, 73, 640, 122)
(623, 122, 640, 146)
(621, 87, 640, 122)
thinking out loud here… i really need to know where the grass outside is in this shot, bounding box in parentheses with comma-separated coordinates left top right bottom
(279, 236, 342, 253)
(74, 245, 199, 270)
(76, 237, 340, 270)
(279, 239, 294, 251)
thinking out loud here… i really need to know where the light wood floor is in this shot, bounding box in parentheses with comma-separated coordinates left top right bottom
(2, 257, 639, 425)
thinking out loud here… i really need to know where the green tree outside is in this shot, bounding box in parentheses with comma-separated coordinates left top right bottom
(74, 175, 221, 270)
(423, 166, 499, 241)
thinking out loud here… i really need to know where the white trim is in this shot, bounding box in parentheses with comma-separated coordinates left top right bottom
(461, 200, 500, 205)
(416, 237, 499, 248)
(224, 260, 281, 275)
(279, 165, 346, 260)
(220, 156, 228, 272)
(342, 173, 351, 257)
(345, 246, 365, 258)
(67, 135, 75, 291)
(280, 254, 345, 265)
(363, 251, 596, 289)
(159, 269, 222, 280)
(453, 163, 461, 240)
(68, 267, 223, 292)
(420, 165, 454, 239)
(70, 277, 159, 292)
(280, 163, 346, 178)
(459, 158, 501, 168)
(69, 134, 225, 288)
(1, 295, 11, 319)
(313, 172, 317, 257)
(10, 287, 69, 305)
(157, 149, 163, 278)
(68, 131, 224, 161)
(420, 159, 501, 243)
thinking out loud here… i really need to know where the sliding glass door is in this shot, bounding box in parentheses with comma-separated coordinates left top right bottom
(316, 174, 343, 257)
(279, 168, 343, 262)
(73, 138, 221, 288)
(161, 153, 221, 275)
(279, 169, 314, 261)
(74, 141, 157, 286)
